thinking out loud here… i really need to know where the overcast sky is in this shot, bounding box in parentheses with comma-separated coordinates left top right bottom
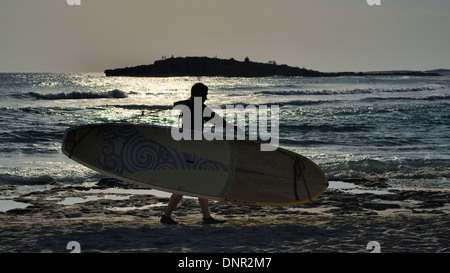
(0, 0, 448, 72)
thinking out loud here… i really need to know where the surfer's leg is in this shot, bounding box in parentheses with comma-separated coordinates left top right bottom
(161, 194, 183, 225)
(164, 193, 183, 217)
(199, 198, 227, 224)
(198, 198, 211, 218)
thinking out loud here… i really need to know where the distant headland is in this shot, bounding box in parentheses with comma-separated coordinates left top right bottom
(104, 56, 442, 77)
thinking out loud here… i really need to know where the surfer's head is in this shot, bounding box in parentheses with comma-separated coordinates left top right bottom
(191, 83, 208, 101)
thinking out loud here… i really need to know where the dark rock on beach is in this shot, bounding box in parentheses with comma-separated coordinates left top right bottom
(96, 178, 149, 189)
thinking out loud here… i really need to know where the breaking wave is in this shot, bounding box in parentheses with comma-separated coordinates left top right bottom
(110, 104, 172, 111)
(361, 95, 450, 102)
(322, 158, 450, 182)
(29, 89, 128, 100)
(254, 85, 446, 96)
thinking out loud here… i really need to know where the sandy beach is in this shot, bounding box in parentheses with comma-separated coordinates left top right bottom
(0, 178, 449, 253)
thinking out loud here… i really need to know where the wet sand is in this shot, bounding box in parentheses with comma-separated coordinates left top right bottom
(0, 178, 449, 253)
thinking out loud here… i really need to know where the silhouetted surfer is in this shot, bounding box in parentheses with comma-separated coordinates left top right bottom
(161, 83, 230, 225)
(173, 82, 218, 134)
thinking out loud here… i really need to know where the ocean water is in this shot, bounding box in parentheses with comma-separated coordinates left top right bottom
(0, 73, 449, 189)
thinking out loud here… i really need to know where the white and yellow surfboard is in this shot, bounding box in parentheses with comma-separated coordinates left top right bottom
(62, 123, 328, 206)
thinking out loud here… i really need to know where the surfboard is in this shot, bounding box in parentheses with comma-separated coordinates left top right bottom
(62, 123, 328, 206)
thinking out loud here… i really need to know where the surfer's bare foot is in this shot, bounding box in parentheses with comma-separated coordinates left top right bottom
(161, 215, 178, 225)
(202, 217, 226, 225)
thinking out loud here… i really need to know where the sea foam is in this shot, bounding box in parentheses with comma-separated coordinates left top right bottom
(29, 89, 128, 100)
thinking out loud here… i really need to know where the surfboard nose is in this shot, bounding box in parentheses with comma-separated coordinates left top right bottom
(62, 127, 77, 158)
(61, 125, 104, 164)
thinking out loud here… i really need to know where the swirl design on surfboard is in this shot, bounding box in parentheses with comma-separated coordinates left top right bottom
(96, 125, 229, 176)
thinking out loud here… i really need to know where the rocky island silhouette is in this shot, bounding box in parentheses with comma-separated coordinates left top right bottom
(105, 56, 441, 77)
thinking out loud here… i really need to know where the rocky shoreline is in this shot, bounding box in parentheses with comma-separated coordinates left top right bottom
(1, 178, 449, 253)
